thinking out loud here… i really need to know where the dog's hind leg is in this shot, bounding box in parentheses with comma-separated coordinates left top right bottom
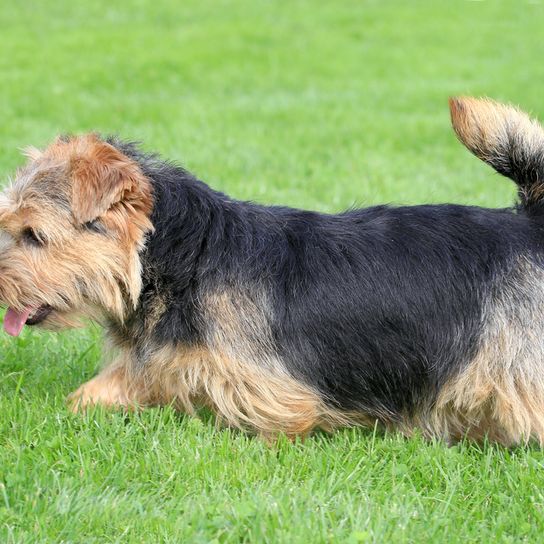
(421, 259, 544, 445)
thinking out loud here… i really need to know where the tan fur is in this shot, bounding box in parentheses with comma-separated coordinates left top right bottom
(68, 363, 132, 411)
(202, 289, 284, 372)
(449, 96, 543, 157)
(143, 345, 345, 438)
(71, 287, 354, 439)
(449, 96, 544, 202)
(410, 258, 544, 445)
(0, 135, 153, 325)
(21, 146, 42, 162)
(71, 344, 352, 440)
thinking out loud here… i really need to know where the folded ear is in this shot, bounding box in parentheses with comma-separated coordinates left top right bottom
(70, 135, 152, 225)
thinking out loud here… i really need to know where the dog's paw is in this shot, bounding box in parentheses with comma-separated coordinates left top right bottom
(67, 372, 131, 413)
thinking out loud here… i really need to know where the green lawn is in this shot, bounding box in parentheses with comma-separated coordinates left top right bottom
(2, 1, 544, 542)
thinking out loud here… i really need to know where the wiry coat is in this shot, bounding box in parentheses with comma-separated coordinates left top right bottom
(2, 97, 544, 444)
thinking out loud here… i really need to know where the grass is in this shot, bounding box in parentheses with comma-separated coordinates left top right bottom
(2, 0, 544, 541)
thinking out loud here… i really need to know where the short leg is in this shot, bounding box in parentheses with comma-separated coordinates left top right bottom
(68, 362, 133, 412)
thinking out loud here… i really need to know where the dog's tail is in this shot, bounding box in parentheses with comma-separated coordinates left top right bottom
(450, 96, 544, 212)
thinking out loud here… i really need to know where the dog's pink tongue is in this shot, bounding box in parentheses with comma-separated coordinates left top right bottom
(4, 307, 33, 337)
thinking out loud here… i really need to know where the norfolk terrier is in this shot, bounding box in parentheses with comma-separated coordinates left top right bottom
(2, 97, 544, 444)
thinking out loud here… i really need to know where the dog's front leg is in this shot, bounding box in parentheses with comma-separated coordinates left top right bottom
(67, 360, 134, 412)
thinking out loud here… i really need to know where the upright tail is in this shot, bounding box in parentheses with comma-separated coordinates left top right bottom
(449, 96, 544, 212)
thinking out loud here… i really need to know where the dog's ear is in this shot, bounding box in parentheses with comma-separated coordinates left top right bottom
(70, 136, 152, 224)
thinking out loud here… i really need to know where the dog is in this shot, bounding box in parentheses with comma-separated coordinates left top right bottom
(2, 97, 544, 445)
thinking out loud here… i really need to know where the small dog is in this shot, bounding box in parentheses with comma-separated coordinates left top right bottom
(2, 97, 544, 444)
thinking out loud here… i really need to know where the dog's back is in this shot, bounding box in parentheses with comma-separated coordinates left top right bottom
(236, 98, 544, 443)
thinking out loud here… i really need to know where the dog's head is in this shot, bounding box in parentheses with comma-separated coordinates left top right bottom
(0, 134, 153, 335)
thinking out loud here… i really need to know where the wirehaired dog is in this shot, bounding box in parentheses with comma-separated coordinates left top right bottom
(2, 97, 544, 444)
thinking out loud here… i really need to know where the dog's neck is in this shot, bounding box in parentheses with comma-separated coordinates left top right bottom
(108, 153, 236, 351)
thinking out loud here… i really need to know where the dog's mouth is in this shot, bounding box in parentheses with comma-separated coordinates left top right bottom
(4, 305, 53, 336)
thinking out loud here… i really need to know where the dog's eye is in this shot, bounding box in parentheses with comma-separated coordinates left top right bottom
(22, 227, 44, 247)
(83, 219, 105, 234)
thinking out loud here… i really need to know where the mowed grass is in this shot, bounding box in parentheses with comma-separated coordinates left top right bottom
(2, 0, 544, 542)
